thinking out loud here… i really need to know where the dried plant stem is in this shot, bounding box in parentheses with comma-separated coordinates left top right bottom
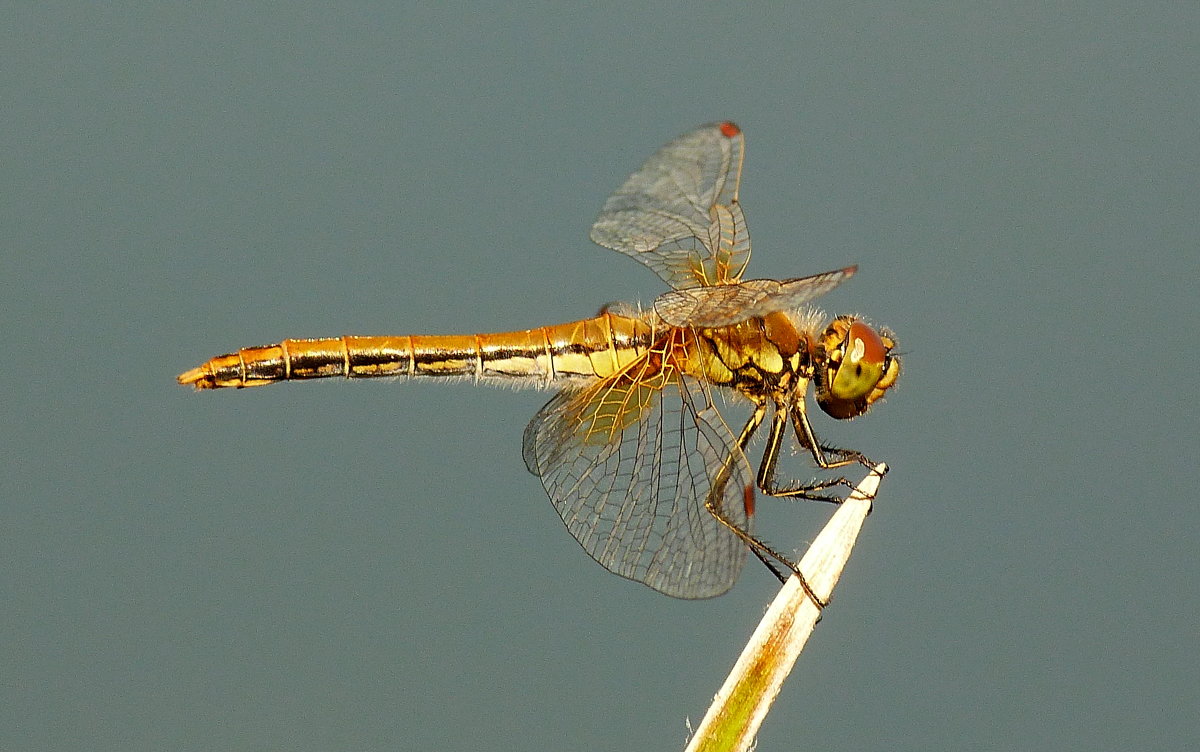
(684, 463, 887, 752)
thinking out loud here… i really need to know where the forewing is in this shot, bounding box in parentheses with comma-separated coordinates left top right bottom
(522, 354, 753, 599)
(653, 266, 857, 327)
(589, 122, 751, 289)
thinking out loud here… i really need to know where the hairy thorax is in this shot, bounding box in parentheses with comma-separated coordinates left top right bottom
(684, 310, 815, 398)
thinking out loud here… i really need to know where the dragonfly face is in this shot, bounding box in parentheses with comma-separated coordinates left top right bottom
(816, 316, 901, 420)
(180, 122, 900, 603)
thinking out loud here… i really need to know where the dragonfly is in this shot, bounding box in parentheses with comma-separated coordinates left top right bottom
(179, 122, 900, 605)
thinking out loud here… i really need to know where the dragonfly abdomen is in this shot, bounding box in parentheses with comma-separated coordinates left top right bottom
(178, 313, 653, 390)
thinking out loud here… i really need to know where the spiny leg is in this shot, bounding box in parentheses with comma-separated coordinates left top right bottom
(765, 399, 878, 503)
(791, 399, 877, 469)
(734, 403, 847, 505)
(705, 402, 828, 609)
(726, 400, 797, 586)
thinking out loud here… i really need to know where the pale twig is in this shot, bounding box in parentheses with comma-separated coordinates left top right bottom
(683, 463, 887, 752)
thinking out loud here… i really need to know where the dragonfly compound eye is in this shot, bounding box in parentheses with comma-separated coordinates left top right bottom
(817, 317, 899, 419)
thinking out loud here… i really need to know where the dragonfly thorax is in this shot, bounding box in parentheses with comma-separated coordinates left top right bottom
(691, 310, 818, 399)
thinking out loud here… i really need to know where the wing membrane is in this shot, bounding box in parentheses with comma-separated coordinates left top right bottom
(522, 346, 753, 599)
(653, 267, 857, 327)
(589, 122, 750, 289)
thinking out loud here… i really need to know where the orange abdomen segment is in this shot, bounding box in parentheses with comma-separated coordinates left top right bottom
(177, 313, 653, 390)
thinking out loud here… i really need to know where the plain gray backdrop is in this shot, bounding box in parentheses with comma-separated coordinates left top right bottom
(3, 4, 1197, 751)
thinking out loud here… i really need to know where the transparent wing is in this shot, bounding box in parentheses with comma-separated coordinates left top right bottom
(589, 122, 750, 289)
(653, 267, 857, 327)
(522, 346, 753, 599)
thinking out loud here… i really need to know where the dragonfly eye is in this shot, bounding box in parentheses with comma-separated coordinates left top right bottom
(816, 317, 900, 419)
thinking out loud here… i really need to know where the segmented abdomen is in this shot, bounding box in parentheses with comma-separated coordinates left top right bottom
(178, 313, 654, 390)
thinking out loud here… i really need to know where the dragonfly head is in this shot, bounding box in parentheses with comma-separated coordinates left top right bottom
(815, 316, 900, 420)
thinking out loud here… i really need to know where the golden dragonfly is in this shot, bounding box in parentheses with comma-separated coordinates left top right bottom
(179, 122, 900, 604)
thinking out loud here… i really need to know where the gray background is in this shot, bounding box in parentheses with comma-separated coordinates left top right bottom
(3, 4, 1197, 751)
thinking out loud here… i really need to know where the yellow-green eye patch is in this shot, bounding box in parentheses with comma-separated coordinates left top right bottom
(829, 320, 887, 400)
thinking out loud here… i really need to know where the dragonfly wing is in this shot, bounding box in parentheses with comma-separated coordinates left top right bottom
(653, 266, 858, 327)
(590, 122, 750, 289)
(523, 356, 753, 599)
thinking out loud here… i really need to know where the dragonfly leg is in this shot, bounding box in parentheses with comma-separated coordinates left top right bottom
(744, 403, 854, 505)
(727, 400, 791, 584)
(790, 398, 876, 470)
(704, 401, 828, 609)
